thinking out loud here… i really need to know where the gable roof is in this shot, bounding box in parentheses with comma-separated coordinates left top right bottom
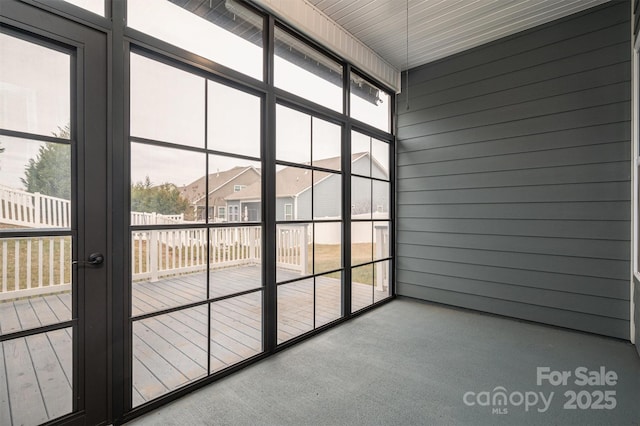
(180, 166, 260, 204)
(226, 152, 382, 201)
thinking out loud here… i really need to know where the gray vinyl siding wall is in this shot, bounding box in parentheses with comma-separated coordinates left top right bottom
(396, 1, 631, 339)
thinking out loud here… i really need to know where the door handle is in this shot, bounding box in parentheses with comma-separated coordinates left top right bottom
(73, 252, 104, 267)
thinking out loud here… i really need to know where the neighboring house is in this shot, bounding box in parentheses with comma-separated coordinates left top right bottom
(180, 166, 261, 222)
(226, 152, 389, 221)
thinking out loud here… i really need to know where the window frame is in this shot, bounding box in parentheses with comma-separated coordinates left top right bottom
(284, 203, 293, 220)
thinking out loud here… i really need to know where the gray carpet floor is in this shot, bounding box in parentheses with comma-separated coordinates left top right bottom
(128, 297, 640, 426)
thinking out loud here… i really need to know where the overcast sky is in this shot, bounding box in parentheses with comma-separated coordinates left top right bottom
(1, 0, 388, 192)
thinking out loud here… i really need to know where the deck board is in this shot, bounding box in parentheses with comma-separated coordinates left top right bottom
(1, 265, 390, 419)
(26, 332, 72, 420)
(3, 337, 49, 426)
(0, 343, 13, 426)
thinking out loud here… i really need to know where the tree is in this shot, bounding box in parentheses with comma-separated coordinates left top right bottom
(22, 142, 71, 199)
(131, 176, 191, 216)
(21, 124, 71, 199)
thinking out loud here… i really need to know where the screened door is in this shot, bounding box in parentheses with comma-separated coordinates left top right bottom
(0, 2, 108, 425)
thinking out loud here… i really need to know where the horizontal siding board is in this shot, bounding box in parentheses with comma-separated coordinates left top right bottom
(406, 1, 629, 83)
(397, 271, 629, 320)
(397, 218, 629, 241)
(398, 141, 630, 177)
(397, 244, 628, 280)
(397, 284, 630, 339)
(401, 43, 630, 113)
(398, 123, 629, 161)
(400, 59, 630, 115)
(398, 101, 630, 141)
(396, 202, 631, 221)
(396, 2, 630, 338)
(397, 182, 630, 204)
(396, 231, 630, 261)
(403, 22, 629, 97)
(398, 162, 630, 190)
(399, 78, 630, 130)
(396, 259, 629, 300)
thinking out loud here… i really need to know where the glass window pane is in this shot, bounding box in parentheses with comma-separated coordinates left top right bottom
(372, 180, 390, 219)
(0, 33, 70, 139)
(373, 222, 390, 261)
(374, 260, 391, 303)
(0, 236, 72, 334)
(312, 117, 341, 169)
(351, 176, 372, 219)
(276, 224, 312, 282)
(277, 278, 313, 344)
(314, 222, 341, 274)
(351, 221, 372, 265)
(208, 81, 260, 157)
(0, 137, 71, 230)
(351, 132, 371, 177)
(62, 0, 104, 15)
(207, 155, 261, 223)
(210, 291, 262, 373)
(1, 328, 72, 424)
(276, 166, 311, 221)
(351, 264, 373, 312)
(350, 72, 390, 132)
(130, 53, 205, 148)
(275, 27, 343, 112)
(276, 105, 311, 164)
(313, 171, 341, 220)
(128, 0, 263, 80)
(131, 228, 208, 316)
(209, 226, 261, 298)
(131, 143, 203, 222)
(371, 138, 390, 180)
(315, 272, 341, 327)
(132, 306, 208, 407)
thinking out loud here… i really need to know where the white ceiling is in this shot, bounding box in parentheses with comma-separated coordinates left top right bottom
(306, 0, 611, 71)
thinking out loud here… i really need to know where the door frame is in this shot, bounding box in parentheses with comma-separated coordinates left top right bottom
(0, 2, 110, 424)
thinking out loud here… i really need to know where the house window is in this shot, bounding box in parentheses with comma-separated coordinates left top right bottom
(228, 205, 239, 222)
(234, 185, 246, 192)
(284, 203, 293, 220)
(217, 206, 226, 221)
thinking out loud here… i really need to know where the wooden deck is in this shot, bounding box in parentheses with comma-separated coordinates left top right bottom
(0, 266, 387, 424)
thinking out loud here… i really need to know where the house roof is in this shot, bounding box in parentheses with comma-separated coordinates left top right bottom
(180, 166, 260, 204)
(226, 152, 376, 201)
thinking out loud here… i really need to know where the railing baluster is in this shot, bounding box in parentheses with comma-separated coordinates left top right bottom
(14, 240, 19, 292)
(38, 239, 43, 288)
(26, 239, 32, 289)
(49, 238, 54, 286)
(59, 238, 64, 285)
(2, 241, 7, 293)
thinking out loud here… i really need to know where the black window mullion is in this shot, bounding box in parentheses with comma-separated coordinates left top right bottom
(343, 65, 352, 316)
(263, 14, 277, 354)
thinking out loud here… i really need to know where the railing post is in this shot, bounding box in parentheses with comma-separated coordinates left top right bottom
(374, 224, 387, 291)
(249, 227, 256, 263)
(150, 230, 159, 283)
(300, 224, 308, 275)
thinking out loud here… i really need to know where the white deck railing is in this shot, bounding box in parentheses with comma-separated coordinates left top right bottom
(0, 185, 383, 299)
(0, 236, 71, 301)
(0, 185, 71, 228)
(276, 224, 309, 274)
(130, 211, 184, 225)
